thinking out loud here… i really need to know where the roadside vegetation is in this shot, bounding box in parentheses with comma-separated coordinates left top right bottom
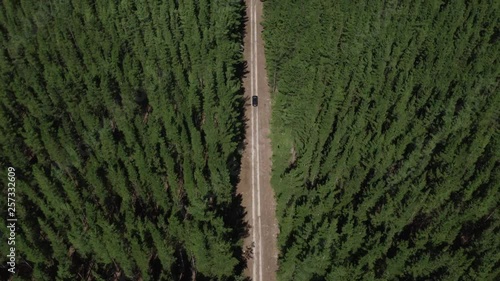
(263, 0, 499, 280)
(0, 0, 246, 280)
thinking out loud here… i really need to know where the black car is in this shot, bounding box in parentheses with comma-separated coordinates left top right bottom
(252, 95, 258, 107)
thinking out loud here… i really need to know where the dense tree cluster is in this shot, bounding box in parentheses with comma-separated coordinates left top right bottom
(263, 0, 499, 280)
(0, 0, 246, 280)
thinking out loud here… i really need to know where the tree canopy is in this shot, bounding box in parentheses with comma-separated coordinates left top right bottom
(0, 0, 246, 280)
(263, 0, 499, 280)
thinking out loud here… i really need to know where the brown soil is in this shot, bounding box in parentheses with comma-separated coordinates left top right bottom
(237, 1, 279, 281)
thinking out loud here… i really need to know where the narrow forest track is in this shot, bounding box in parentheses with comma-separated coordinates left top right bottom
(238, 0, 278, 280)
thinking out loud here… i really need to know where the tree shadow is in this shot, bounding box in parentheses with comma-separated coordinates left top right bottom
(222, 1, 252, 280)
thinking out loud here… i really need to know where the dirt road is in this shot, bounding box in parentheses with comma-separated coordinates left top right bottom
(237, 0, 278, 280)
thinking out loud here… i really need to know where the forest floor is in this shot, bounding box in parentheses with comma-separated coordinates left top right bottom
(237, 0, 279, 280)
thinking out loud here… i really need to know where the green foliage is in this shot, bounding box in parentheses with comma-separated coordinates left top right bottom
(0, 0, 245, 279)
(264, 0, 500, 280)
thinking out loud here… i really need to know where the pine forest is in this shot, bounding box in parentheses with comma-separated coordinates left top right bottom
(0, 0, 246, 280)
(1, 0, 499, 280)
(263, 0, 499, 280)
